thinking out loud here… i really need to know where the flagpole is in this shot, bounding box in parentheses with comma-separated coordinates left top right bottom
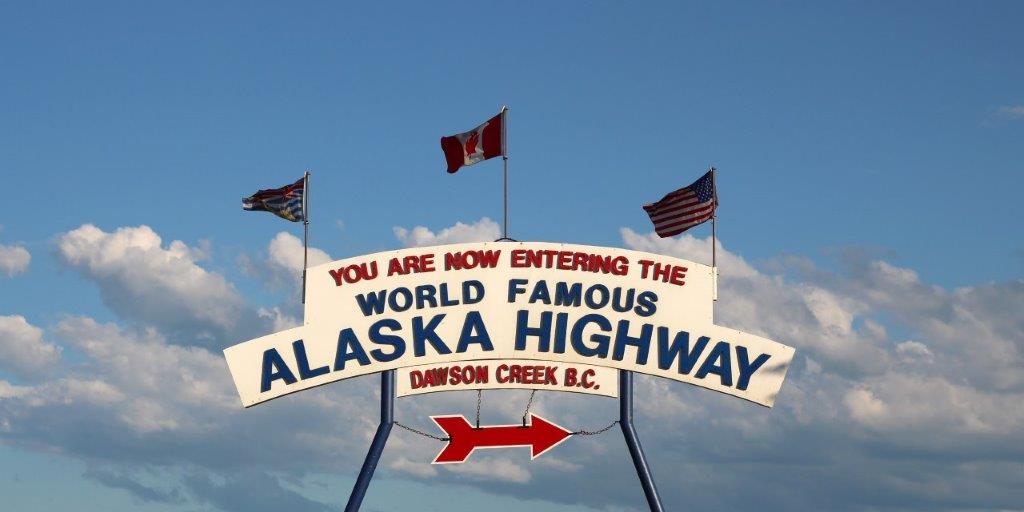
(710, 166, 717, 302)
(302, 170, 310, 305)
(501, 105, 509, 240)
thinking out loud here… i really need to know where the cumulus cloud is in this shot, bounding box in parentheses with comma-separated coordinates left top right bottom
(0, 314, 381, 510)
(0, 315, 61, 380)
(3, 221, 1023, 511)
(0, 243, 30, 276)
(393, 218, 501, 247)
(241, 231, 331, 292)
(54, 224, 268, 346)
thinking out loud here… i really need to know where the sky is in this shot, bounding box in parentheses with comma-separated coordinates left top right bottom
(1, 1, 1023, 511)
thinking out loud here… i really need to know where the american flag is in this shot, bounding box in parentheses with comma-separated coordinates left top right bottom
(642, 169, 717, 238)
(242, 177, 306, 222)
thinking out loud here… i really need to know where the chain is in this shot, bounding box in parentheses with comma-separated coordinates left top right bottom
(521, 390, 536, 426)
(394, 422, 449, 442)
(475, 390, 482, 428)
(394, 418, 618, 442)
(571, 420, 620, 436)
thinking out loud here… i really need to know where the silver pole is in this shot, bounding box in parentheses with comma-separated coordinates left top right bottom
(302, 171, 310, 305)
(501, 105, 509, 240)
(710, 166, 716, 268)
(710, 166, 717, 302)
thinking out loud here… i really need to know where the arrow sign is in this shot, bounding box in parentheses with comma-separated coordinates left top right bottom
(430, 413, 572, 464)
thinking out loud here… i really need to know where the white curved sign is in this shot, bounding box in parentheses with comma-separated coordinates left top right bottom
(224, 242, 794, 408)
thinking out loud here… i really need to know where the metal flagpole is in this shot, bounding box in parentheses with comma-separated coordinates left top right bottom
(501, 105, 509, 240)
(302, 171, 310, 305)
(710, 166, 717, 302)
(619, 371, 665, 511)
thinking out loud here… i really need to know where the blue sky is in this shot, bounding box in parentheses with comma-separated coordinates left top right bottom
(1, 2, 1023, 511)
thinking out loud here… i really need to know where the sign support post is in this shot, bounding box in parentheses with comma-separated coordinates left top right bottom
(619, 371, 665, 512)
(344, 370, 395, 512)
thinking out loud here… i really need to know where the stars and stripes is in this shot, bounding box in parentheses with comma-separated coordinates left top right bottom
(643, 170, 717, 238)
(242, 177, 306, 222)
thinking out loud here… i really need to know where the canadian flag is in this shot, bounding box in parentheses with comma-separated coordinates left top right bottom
(440, 110, 505, 173)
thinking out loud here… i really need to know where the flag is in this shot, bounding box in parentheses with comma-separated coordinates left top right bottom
(440, 111, 505, 173)
(643, 170, 717, 238)
(242, 177, 305, 222)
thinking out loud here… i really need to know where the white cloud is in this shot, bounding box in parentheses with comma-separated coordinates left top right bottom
(996, 105, 1024, 119)
(896, 340, 934, 363)
(3, 222, 1024, 511)
(394, 218, 501, 247)
(0, 315, 61, 380)
(54, 224, 264, 345)
(0, 243, 30, 277)
(444, 454, 532, 484)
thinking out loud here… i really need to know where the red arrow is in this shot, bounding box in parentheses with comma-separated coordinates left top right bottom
(430, 413, 572, 464)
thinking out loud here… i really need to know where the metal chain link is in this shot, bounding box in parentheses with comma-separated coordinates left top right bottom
(394, 422, 449, 442)
(475, 390, 482, 428)
(394, 419, 618, 441)
(571, 420, 620, 436)
(521, 390, 536, 426)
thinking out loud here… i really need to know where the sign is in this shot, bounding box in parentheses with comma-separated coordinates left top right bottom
(396, 359, 618, 398)
(431, 414, 572, 464)
(224, 242, 795, 408)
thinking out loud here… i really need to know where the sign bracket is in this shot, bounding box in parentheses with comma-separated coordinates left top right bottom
(344, 370, 395, 512)
(619, 370, 666, 511)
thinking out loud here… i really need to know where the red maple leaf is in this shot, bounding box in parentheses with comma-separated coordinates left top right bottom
(464, 130, 480, 155)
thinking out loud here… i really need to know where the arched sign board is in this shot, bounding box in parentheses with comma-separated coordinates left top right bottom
(224, 242, 794, 410)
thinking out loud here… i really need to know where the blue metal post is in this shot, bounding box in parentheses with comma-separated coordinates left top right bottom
(620, 370, 665, 512)
(345, 370, 394, 512)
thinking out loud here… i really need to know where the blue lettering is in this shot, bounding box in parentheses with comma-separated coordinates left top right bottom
(657, 328, 709, 375)
(412, 314, 452, 356)
(334, 328, 371, 370)
(415, 285, 438, 309)
(584, 284, 610, 309)
(463, 280, 484, 304)
(515, 310, 552, 351)
(571, 313, 612, 358)
(388, 288, 413, 312)
(634, 291, 658, 317)
(553, 282, 582, 307)
(369, 319, 405, 362)
(260, 348, 297, 392)
(612, 321, 652, 364)
(456, 311, 494, 352)
(736, 346, 771, 391)
(695, 341, 733, 386)
(529, 280, 552, 304)
(293, 339, 329, 379)
(508, 279, 529, 303)
(355, 291, 387, 316)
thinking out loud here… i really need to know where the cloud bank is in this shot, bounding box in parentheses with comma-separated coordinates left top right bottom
(0, 220, 1021, 511)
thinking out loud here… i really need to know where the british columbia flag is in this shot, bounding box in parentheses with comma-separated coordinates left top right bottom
(242, 177, 305, 222)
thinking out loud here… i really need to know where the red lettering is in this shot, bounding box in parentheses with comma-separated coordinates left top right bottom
(420, 253, 435, 272)
(581, 369, 596, 389)
(638, 259, 654, 279)
(564, 367, 578, 387)
(410, 370, 423, 389)
(403, 255, 420, 273)
(510, 249, 526, 268)
(329, 269, 345, 286)
(388, 257, 405, 276)
(670, 265, 687, 286)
